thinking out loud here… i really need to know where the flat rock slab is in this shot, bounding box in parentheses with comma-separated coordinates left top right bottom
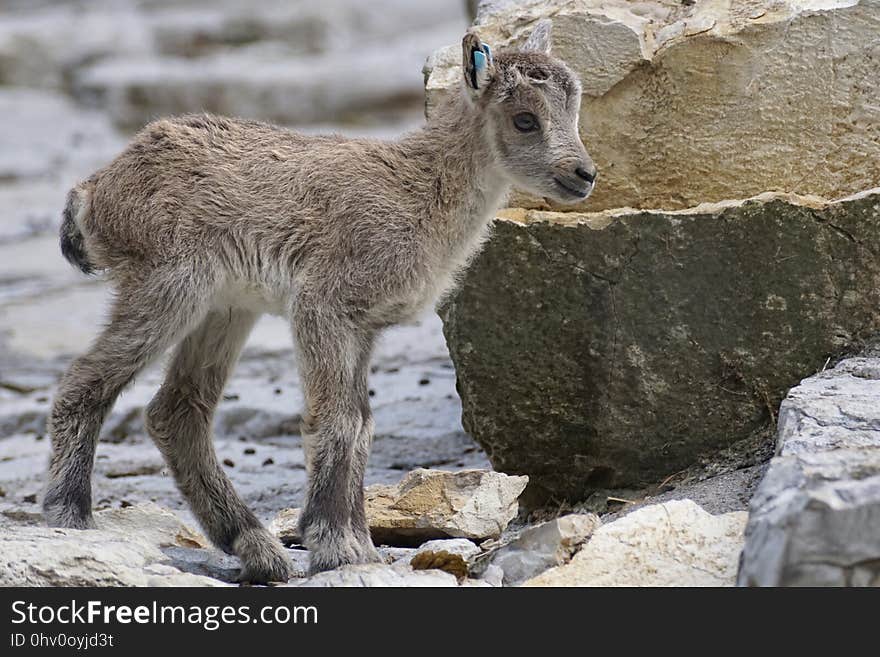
(524, 500, 747, 587)
(288, 563, 460, 587)
(738, 357, 880, 586)
(271, 468, 529, 547)
(441, 190, 880, 503)
(0, 503, 225, 586)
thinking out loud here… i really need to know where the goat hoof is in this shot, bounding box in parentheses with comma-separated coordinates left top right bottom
(234, 527, 292, 585)
(43, 490, 96, 530)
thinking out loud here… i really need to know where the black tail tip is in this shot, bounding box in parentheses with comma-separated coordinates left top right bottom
(60, 197, 95, 275)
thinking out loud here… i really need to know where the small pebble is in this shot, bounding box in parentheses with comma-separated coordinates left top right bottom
(262, 458, 274, 466)
(419, 378, 430, 386)
(274, 388, 283, 395)
(368, 389, 375, 397)
(22, 494, 37, 504)
(223, 393, 240, 401)
(223, 458, 235, 468)
(243, 447, 256, 455)
(120, 500, 133, 508)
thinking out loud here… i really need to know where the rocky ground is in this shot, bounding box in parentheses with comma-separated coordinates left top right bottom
(5, 0, 870, 587)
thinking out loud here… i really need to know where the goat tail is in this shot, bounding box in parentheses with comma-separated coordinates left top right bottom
(60, 183, 96, 275)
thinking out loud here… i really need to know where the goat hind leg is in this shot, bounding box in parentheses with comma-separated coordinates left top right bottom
(45, 275, 207, 529)
(347, 344, 379, 562)
(145, 308, 290, 584)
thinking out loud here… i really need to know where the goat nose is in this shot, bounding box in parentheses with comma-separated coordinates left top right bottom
(575, 165, 597, 184)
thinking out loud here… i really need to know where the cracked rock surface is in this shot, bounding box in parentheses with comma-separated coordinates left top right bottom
(269, 468, 528, 547)
(440, 191, 880, 503)
(738, 356, 880, 586)
(524, 500, 747, 587)
(426, 0, 880, 213)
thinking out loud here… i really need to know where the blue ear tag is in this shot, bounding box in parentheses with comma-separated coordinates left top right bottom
(482, 44, 493, 65)
(473, 49, 487, 73)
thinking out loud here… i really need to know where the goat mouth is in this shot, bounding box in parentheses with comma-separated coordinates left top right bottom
(553, 177, 590, 199)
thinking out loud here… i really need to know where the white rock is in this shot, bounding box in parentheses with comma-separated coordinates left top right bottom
(290, 563, 458, 588)
(479, 564, 505, 587)
(738, 357, 880, 586)
(414, 538, 481, 561)
(271, 468, 529, 547)
(0, 503, 226, 586)
(268, 507, 302, 545)
(524, 501, 747, 587)
(490, 513, 600, 586)
(74, 13, 465, 129)
(367, 468, 528, 545)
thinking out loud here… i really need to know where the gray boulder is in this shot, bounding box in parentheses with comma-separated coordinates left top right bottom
(486, 513, 600, 586)
(440, 190, 880, 503)
(738, 357, 880, 586)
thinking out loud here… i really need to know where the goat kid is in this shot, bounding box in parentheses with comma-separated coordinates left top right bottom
(45, 23, 596, 582)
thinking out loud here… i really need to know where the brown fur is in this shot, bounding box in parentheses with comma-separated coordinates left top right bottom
(44, 26, 596, 581)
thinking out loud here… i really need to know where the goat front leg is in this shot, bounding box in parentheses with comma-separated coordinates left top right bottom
(293, 310, 380, 574)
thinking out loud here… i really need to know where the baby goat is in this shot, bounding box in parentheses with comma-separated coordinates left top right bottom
(44, 24, 596, 582)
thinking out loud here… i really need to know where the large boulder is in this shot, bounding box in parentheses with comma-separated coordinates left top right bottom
(440, 190, 880, 503)
(425, 0, 880, 212)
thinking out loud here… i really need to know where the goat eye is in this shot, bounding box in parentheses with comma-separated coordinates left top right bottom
(513, 112, 539, 132)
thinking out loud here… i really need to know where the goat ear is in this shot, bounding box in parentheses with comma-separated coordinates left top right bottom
(462, 29, 494, 98)
(521, 19, 552, 54)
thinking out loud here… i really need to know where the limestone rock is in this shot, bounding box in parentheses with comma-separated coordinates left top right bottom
(414, 538, 481, 561)
(270, 469, 528, 546)
(409, 539, 481, 581)
(426, 0, 880, 212)
(524, 500, 747, 586)
(269, 507, 303, 546)
(488, 513, 600, 586)
(479, 563, 505, 587)
(738, 357, 880, 586)
(368, 468, 528, 545)
(290, 563, 459, 587)
(440, 190, 880, 503)
(0, 503, 225, 586)
(95, 501, 209, 549)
